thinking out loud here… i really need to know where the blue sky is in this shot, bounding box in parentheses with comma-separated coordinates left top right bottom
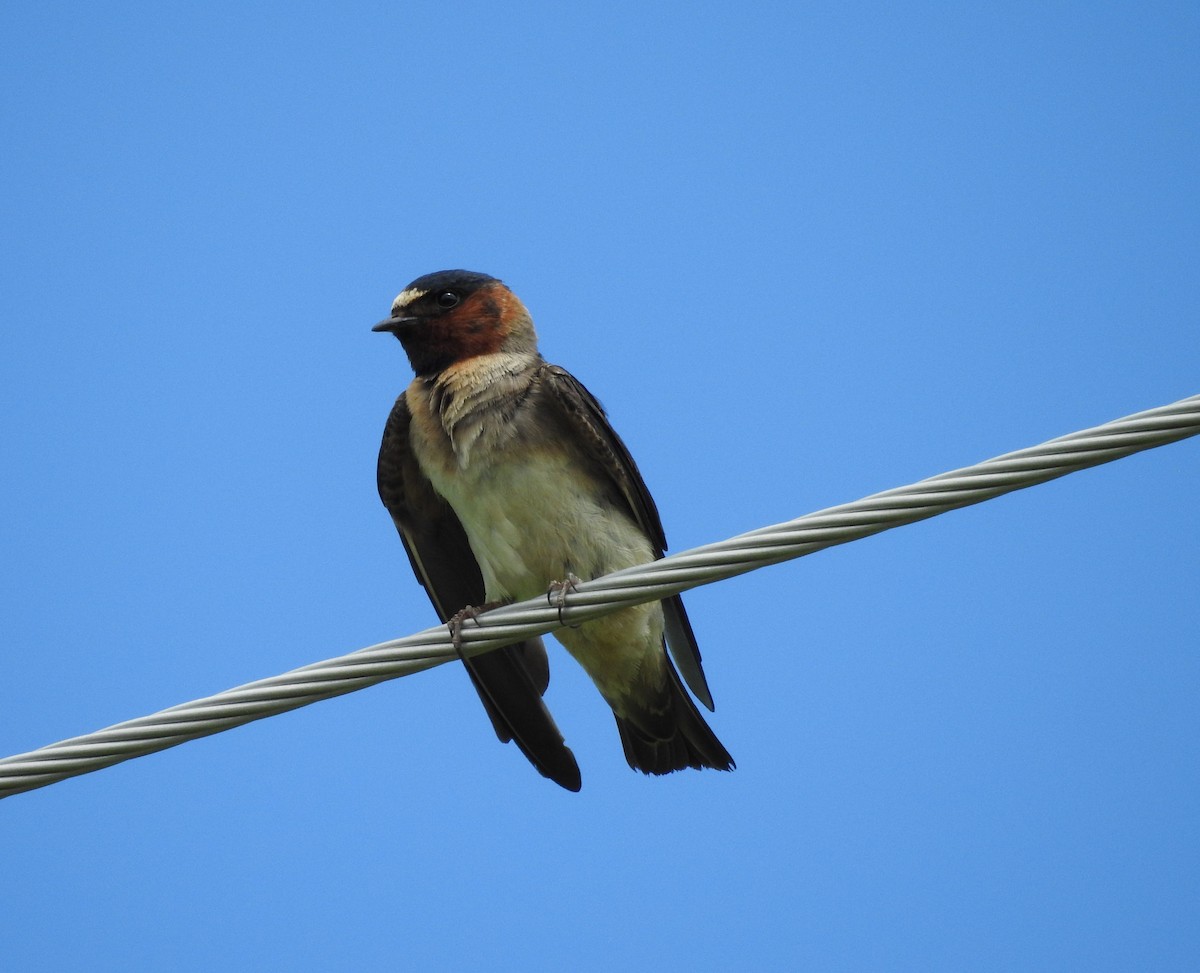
(2, 2, 1197, 969)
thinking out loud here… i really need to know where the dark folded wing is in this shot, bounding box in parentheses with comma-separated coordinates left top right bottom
(377, 393, 581, 791)
(536, 364, 714, 711)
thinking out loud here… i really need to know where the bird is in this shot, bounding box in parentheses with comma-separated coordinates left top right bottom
(373, 269, 733, 790)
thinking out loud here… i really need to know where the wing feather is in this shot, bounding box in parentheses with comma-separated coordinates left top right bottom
(377, 394, 581, 790)
(536, 365, 715, 711)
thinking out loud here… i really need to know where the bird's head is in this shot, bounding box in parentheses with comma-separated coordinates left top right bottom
(372, 270, 538, 376)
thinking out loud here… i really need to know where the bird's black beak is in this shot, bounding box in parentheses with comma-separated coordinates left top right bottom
(372, 315, 418, 334)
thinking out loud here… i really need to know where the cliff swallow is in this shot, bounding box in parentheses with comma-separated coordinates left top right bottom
(374, 270, 733, 790)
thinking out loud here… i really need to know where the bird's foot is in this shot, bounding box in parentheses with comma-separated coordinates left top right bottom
(448, 601, 505, 659)
(546, 572, 583, 628)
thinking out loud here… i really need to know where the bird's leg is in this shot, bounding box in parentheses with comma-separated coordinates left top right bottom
(448, 601, 505, 660)
(546, 572, 583, 628)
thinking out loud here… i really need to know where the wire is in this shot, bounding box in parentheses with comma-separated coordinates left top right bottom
(1, 393, 1196, 799)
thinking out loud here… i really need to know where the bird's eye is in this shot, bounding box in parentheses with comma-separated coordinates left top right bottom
(436, 291, 460, 308)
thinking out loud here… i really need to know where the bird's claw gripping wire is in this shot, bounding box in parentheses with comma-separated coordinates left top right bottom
(448, 601, 504, 660)
(546, 572, 583, 628)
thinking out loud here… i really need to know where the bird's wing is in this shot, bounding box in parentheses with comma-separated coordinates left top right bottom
(377, 393, 581, 791)
(536, 364, 715, 711)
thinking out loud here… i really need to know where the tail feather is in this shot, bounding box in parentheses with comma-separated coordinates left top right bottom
(614, 663, 734, 776)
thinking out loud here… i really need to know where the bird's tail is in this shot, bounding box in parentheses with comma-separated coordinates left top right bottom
(613, 662, 735, 776)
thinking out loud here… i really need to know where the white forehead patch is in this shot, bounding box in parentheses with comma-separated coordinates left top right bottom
(392, 287, 428, 312)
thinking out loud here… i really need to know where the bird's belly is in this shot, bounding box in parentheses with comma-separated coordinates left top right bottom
(427, 450, 653, 603)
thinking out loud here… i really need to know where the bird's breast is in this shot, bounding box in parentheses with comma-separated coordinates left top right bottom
(406, 379, 652, 602)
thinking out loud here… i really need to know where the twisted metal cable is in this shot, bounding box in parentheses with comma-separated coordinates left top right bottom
(2, 393, 1197, 799)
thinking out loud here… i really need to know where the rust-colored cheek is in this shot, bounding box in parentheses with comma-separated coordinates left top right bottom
(400, 286, 504, 374)
(401, 283, 530, 374)
(433, 285, 519, 357)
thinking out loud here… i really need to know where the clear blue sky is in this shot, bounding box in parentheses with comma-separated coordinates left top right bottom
(3, 2, 1197, 970)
